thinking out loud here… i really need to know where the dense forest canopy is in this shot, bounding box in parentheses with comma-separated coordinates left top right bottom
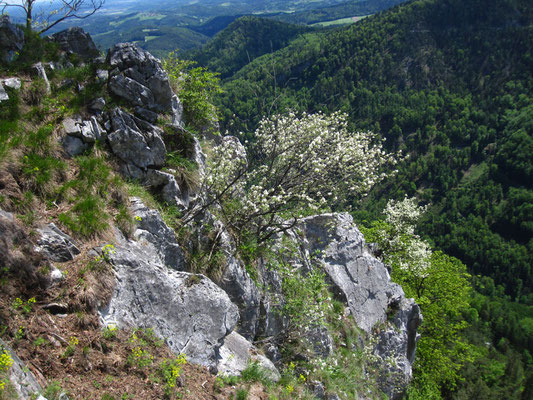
(186, 1, 533, 395)
(212, 0, 533, 302)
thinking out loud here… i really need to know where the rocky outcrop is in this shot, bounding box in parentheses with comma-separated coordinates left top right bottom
(106, 107, 166, 169)
(108, 43, 174, 113)
(129, 197, 185, 270)
(187, 210, 261, 340)
(217, 331, 281, 382)
(61, 115, 106, 156)
(35, 223, 80, 262)
(297, 213, 422, 398)
(0, 338, 47, 399)
(0, 16, 24, 63)
(47, 27, 100, 61)
(100, 199, 239, 371)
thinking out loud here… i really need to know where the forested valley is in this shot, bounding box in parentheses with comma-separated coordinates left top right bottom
(188, 0, 533, 397)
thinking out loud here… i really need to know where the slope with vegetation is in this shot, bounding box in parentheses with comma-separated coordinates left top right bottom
(0, 18, 428, 400)
(201, 0, 533, 397)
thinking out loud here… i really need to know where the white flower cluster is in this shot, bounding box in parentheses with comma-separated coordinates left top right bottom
(382, 196, 432, 277)
(205, 111, 398, 237)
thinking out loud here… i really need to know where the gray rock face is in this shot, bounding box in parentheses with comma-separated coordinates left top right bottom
(188, 210, 260, 340)
(35, 223, 80, 262)
(107, 43, 173, 112)
(217, 255, 260, 340)
(256, 258, 288, 340)
(100, 236, 239, 371)
(130, 197, 185, 270)
(0, 83, 8, 102)
(107, 107, 166, 169)
(297, 213, 422, 397)
(47, 27, 100, 61)
(2, 77, 21, 90)
(100, 199, 238, 371)
(0, 338, 43, 399)
(0, 16, 24, 63)
(143, 169, 187, 210)
(217, 331, 280, 382)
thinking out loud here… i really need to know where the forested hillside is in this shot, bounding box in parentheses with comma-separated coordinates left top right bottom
(187, 17, 313, 79)
(214, 0, 533, 301)
(195, 0, 533, 396)
(270, 0, 408, 25)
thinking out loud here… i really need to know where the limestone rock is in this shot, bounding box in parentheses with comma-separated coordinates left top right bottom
(143, 170, 187, 210)
(47, 27, 100, 61)
(188, 210, 260, 340)
(107, 43, 174, 112)
(99, 233, 239, 371)
(95, 69, 109, 83)
(134, 106, 158, 123)
(89, 97, 106, 114)
(297, 213, 422, 397)
(32, 62, 51, 94)
(61, 135, 89, 157)
(217, 331, 281, 382)
(35, 223, 80, 262)
(0, 16, 24, 63)
(107, 107, 166, 169)
(2, 77, 21, 90)
(0, 83, 8, 102)
(129, 197, 186, 270)
(0, 338, 44, 399)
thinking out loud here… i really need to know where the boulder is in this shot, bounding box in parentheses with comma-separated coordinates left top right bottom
(61, 135, 89, 157)
(107, 43, 174, 113)
(99, 232, 239, 371)
(35, 223, 80, 262)
(0, 16, 24, 63)
(2, 78, 21, 90)
(89, 97, 106, 114)
(47, 27, 100, 61)
(217, 331, 281, 382)
(107, 107, 166, 169)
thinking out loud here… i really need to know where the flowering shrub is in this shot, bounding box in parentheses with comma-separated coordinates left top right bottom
(203, 111, 399, 242)
(368, 196, 432, 277)
(158, 355, 187, 396)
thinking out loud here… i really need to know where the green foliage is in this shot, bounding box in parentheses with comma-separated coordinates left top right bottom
(43, 381, 63, 400)
(59, 195, 109, 237)
(163, 52, 222, 129)
(0, 86, 20, 122)
(187, 16, 312, 79)
(2, 28, 59, 72)
(158, 355, 187, 397)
